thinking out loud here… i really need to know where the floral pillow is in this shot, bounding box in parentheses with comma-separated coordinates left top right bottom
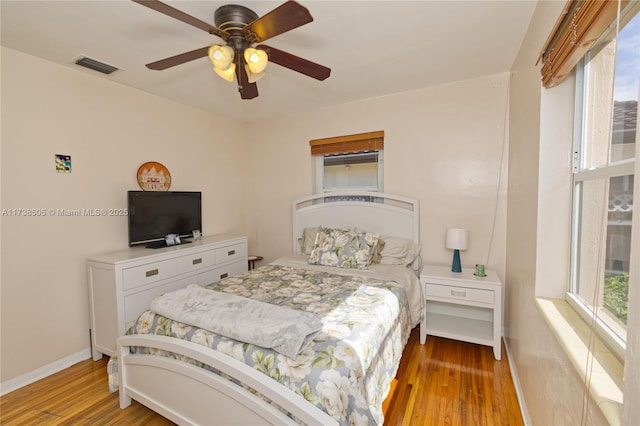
(308, 227, 379, 269)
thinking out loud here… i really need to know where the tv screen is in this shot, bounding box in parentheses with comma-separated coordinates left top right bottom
(127, 191, 202, 247)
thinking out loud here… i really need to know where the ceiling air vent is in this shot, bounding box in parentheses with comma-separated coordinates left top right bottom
(74, 56, 118, 75)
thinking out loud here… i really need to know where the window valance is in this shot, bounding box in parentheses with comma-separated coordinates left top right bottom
(538, 0, 629, 88)
(309, 131, 384, 156)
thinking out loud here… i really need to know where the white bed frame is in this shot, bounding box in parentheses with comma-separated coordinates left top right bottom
(117, 191, 420, 425)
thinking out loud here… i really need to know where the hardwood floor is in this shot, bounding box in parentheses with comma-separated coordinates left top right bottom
(1, 328, 523, 425)
(384, 329, 523, 425)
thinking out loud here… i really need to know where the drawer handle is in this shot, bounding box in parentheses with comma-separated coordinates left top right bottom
(227, 250, 236, 256)
(192, 258, 202, 265)
(451, 290, 467, 297)
(145, 269, 159, 278)
(220, 273, 229, 279)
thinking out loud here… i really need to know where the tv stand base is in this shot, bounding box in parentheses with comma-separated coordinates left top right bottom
(145, 239, 192, 249)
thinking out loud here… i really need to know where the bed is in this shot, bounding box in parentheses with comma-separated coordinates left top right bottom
(110, 191, 422, 425)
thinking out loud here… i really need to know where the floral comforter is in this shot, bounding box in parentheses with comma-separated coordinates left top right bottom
(108, 261, 414, 425)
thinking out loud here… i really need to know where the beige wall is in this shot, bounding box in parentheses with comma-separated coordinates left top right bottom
(508, 67, 609, 425)
(0, 47, 248, 383)
(506, 2, 578, 424)
(245, 74, 509, 279)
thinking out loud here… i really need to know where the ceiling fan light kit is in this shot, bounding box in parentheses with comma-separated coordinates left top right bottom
(245, 65, 265, 83)
(132, 0, 331, 99)
(214, 62, 236, 82)
(208, 45, 234, 70)
(244, 48, 268, 74)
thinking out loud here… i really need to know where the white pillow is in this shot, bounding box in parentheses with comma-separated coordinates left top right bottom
(377, 237, 421, 266)
(300, 227, 320, 255)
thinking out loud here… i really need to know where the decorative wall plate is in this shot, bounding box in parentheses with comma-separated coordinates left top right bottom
(137, 161, 171, 191)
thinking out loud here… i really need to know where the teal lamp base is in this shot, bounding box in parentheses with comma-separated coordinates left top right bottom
(451, 249, 462, 273)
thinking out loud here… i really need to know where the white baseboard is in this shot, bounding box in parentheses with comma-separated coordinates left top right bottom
(504, 338, 531, 425)
(0, 348, 92, 396)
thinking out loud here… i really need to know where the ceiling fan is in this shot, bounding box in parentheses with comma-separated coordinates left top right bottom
(132, 0, 331, 100)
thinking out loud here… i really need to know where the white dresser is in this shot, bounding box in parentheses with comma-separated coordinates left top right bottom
(420, 264, 503, 360)
(88, 234, 248, 360)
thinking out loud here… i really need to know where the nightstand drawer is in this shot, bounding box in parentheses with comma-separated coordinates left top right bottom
(426, 283, 494, 304)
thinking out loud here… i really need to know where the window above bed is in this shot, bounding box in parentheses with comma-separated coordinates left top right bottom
(310, 131, 384, 194)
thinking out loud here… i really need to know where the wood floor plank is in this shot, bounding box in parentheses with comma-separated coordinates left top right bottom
(1, 327, 523, 425)
(384, 329, 524, 426)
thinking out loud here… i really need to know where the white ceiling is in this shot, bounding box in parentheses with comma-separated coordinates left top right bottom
(1, 0, 538, 122)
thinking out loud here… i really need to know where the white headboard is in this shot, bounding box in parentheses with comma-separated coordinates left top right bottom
(292, 191, 420, 254)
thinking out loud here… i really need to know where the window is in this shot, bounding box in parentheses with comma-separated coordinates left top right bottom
(316, 151, 383, 193)
(569, 9, 638, 359)
(310, 131, 384, 194)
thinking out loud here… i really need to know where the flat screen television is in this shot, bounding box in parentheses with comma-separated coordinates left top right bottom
(127, 190, 202, 248)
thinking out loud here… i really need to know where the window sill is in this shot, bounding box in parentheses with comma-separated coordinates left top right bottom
(535, 298, 623, 425)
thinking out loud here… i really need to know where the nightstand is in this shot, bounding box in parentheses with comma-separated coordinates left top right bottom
(247, 255, 263, 270)
(420, 264, 503, 360)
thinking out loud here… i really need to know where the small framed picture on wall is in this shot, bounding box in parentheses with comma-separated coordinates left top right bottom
(55, 154, 72, 173)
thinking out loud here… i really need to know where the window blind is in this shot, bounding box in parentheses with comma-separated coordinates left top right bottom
(538, 0, 629, 88)
(309, 131, 384, 156)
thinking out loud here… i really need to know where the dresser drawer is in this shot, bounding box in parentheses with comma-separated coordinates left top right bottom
(176, 251, 215, 274)
(215, 243, 246, 265)
(122, 259, 177, 290)
(198, 261, 247, 285)
(124, 276, 194, 329)
(426, 283, 494, 304)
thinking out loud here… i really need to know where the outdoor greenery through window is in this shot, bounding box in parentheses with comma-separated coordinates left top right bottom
(570, 8, 638, 359)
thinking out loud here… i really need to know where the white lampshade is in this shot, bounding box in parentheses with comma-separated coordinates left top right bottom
(445, 228, 468, 250)
(244, 47, 268, 74)
(208, 45, 234, 70)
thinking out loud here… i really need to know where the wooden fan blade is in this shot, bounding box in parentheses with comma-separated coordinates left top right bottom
(132, 0, 228, 39)
(257, 45, 331, 81)
(146, 46, 210, 70)
(242, 1, 313, 42)
(235, 61, 259, 99)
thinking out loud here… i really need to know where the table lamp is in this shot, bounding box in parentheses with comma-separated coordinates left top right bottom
(446, 228, 468, 273)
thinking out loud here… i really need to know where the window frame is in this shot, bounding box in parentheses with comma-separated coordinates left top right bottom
(569, 161, 633, 361)
(568, 28, 637, 361)
(310, 131, 385, 194)
(314, 150, 384, 194)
